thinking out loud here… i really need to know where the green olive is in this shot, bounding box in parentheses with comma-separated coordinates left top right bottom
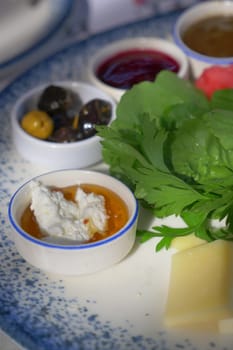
(21, 110, 54, 139)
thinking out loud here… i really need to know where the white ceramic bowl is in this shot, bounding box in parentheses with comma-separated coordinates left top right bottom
(11, 81, 116, 170)
(173, 1, 233, 79)
(8, 169, 138, 276)
(86, 37, 189, 101)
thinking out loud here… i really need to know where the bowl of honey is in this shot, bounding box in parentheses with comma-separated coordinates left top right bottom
(8, 169, 138, 276)
(173, 0, 233, 79)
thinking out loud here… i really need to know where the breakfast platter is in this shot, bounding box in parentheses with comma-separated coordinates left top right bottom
(1, 9, 233, 350)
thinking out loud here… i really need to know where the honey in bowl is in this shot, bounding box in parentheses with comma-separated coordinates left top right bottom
(96, 49, 180, 89)
(21, 184, 129, 243)
(182, 15, 233, 58)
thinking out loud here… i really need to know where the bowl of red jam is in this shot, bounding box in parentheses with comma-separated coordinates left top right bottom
(86, 37, 189, 101)
(173, 1, 233, 79)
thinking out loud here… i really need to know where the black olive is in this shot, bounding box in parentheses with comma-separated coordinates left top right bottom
(52, 112, 73, 130)
(38, 85, 82, 116)
(78, 99, 112, 139)
(49, 126, 77, 143)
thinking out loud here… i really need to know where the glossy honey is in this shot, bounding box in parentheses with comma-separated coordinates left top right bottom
(182, 15, 233, 57)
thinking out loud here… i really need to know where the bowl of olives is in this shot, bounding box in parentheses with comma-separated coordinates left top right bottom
(11, 81, 116, 170)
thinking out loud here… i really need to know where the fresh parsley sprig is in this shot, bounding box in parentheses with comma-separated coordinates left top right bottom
(98, 71, 233, 251)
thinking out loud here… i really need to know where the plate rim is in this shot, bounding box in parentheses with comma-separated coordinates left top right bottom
(0, 0, 73, 69)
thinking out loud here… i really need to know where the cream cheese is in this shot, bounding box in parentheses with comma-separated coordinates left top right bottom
(30, 180, 108, 242)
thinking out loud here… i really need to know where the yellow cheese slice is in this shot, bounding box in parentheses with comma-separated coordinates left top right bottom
(165, 240, 233, 329)
(171, 233, 207, 251)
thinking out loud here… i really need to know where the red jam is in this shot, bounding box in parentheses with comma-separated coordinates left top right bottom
(96, 49, 180, 89)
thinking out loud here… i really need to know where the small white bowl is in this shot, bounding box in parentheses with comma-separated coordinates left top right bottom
(11, 81, 116, 170)
(8, 169, 138, 276)
(86, 37, 189, 101)
(173, 1, 233, 79)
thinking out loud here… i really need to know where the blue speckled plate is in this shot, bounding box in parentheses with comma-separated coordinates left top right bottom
(1, 11, 233, 350)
